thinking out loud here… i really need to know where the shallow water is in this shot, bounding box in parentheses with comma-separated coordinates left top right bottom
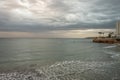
(0, 38, 120, 80)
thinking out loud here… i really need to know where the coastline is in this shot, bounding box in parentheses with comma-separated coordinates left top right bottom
(93, 37, 120, 44)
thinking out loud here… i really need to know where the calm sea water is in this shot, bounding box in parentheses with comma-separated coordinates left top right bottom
(0, 38, 120, 80)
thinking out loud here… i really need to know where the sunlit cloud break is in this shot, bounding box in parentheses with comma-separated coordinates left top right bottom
(0, 29, 115, 38)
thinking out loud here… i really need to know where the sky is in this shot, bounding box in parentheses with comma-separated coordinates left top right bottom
(0, 0, 120, 38)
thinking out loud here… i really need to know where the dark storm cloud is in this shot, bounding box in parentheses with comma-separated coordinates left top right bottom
(0, 0, 120, 32)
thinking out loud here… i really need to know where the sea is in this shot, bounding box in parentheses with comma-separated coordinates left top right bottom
(0, 38, 120, 80)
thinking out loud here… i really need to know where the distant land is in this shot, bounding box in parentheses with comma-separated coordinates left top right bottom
(85, 37, 96, 39)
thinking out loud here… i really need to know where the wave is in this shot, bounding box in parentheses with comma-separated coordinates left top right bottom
(0, 61, 119, 80)
(103, 45, 117, 49)
(103, 50, 120, 59)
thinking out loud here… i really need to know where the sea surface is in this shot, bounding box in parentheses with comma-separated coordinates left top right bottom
(0, 38, 120, 80)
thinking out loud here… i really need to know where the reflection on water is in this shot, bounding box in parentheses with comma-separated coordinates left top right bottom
(0, 38, 120, 80)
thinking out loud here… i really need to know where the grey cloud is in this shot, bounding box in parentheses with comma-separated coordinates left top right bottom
(0, 0, 120, 32)
(47, 0, 69, 12)
(90, 0, 120, 19)
(0, 10, 11, 27)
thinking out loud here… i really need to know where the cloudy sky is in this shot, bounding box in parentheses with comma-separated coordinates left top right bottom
(0, 0, 119, 38)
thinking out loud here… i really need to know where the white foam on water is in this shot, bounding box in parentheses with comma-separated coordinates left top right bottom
(104, 51, 120, 59)
(104, 51, 115, 55)
(0, 61, 119, 80)
(111, 54, 120, 59)
(103, 45, 117, 49)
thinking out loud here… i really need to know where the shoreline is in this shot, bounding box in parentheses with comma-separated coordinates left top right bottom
(93, 37, 120, 44)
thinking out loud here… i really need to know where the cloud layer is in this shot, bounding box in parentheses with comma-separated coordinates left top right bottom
(0, 0, 120, 37)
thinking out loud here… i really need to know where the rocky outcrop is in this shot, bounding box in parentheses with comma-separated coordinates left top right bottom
(93, 37, 120, 44)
